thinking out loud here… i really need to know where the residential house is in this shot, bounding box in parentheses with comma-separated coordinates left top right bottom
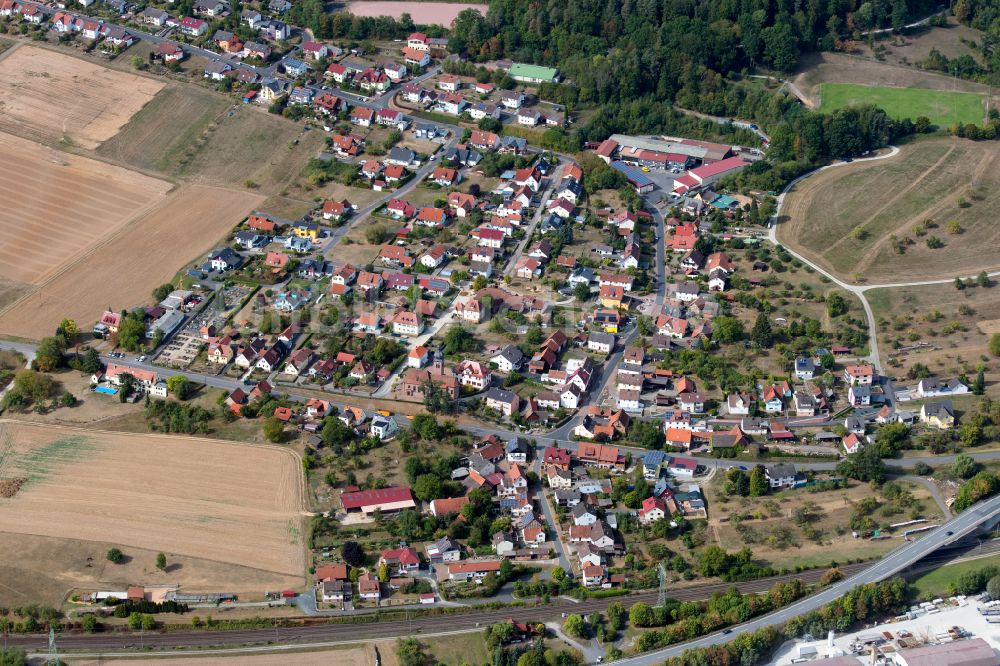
(448, 560, 502, 582)
(180, 16, 207, 36)
(491, 346, 524, 372)
(639, 497, 668, 524)
(920, 400, 955, 429)
(417, 207, 449, 227)
(844, 364, 876, 385)
(370, 414, 399, 440)
(425, 537, 462, 563)
(390, 310, 422, 337)
(484, 387, 520, 417)
(358, 573, 381, 601)
(379, 546, 420, 574)
(402, 46, 429, 66)
(764, 463, 799, 489)
(795, 357, 816, 380)
(726, 393, 752, 416)
(848, 384, 871, 407)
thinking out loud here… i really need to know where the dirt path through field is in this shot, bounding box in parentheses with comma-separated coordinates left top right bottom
(852, 147, 996, 274)
(821, 144, 955, 258)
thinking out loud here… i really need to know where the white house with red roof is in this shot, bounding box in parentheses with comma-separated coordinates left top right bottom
(512, 167, 542, 191)
(843, 363, 876, 385)
(407, 32, 430, 50)
(180, 16, 207, 35)
(380, 546, 420, 573)
(454, 360, 492, 391)
(476, 228, 506, 249)
(402, 46, 429, 66)
(639, 496, 668, 524)
(300, 41, 329, 60)
(390, 310, 422, 337)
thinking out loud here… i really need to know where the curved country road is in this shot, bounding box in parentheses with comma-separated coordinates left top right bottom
(768, 145, 1000, 372)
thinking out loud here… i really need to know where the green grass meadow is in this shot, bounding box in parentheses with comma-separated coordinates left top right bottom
(908, 555, 1000, 599)
(819, 83, 985, 126)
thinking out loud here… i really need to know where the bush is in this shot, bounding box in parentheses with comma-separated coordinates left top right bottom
(106, 548, 124, 564)
(82, 615, 100, 633)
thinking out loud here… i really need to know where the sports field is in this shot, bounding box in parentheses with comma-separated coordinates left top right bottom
(0, 421, 305, 576)
(779, 137, 1000, 283)
(818, 82, 985, 126)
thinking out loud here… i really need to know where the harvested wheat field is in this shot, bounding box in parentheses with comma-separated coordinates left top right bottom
(0, 131, 172, 285)
(0, 184, 264, 339)
(0, 421, 306, 576)
(0, 45, 163, 149)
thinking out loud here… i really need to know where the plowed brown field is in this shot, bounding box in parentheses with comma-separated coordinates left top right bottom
(0, 45, 163, 149)
(0, 131, 172, 285)
(0, 184, 264, 339)
(0, 421, 305, 576)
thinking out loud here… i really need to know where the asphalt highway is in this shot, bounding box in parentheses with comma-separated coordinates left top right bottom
(609, 493, 1000, 666)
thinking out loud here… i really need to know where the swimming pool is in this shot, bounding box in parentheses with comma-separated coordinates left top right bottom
(94, 386, 118, 395)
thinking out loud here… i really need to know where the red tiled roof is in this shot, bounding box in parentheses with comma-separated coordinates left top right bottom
(341, 486, 413, 510)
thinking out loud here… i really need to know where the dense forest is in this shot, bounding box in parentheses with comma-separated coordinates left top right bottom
(449, 0, 940, 103)
(446, 0, 934, 182)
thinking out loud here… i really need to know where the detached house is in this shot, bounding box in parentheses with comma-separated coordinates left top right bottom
(180, 16, 207, 36)
(844, 364, 876, 385)
(921, 400, 955, 429)
(431, 166, 459, 187)
(484, 387, 520, 417)
(390, 310, 422, 337)
(454, 360, 492, 391)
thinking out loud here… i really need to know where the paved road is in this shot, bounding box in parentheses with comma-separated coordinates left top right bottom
(11, 501, 1000, 658)
(606, 493, 1000, 666)
(18, 0, 286, 75)
(531, 454, 572, 572)
(769, 145, 1000, 374)
(673, 107, 771, 144)
(858, 8, 949, 36)
(372, 308, 458, 398)
(502, 160, 567, 278)
(318, 132, 459, 255)
(904, 474, 952, 517)
(746, 74, 815, 108)
(7, 335, 1000, 475)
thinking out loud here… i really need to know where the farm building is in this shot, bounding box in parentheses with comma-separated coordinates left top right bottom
(339, 486, 416, 516)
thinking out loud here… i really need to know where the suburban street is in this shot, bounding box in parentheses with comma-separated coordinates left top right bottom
(3, 19, 999, 659)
